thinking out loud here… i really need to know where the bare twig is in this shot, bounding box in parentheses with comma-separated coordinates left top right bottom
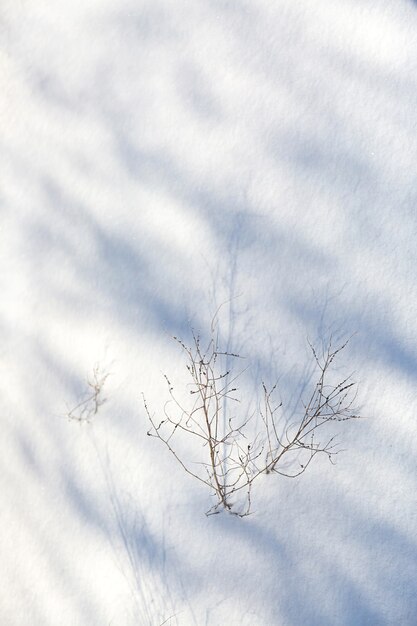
(67, 365, 109, 423)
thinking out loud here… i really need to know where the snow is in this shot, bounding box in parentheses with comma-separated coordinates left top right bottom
(1, 0, 417, 624)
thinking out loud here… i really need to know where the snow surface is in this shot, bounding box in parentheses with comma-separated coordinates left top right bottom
(1, 0, 417, 624)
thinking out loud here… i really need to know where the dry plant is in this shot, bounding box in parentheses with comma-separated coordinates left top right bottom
(143, 323, 361, 517)
(66, 365, 109, 423)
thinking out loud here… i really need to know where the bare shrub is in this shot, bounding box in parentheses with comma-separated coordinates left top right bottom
(66, 365, 109, 423)
(143, 322, 361, 517)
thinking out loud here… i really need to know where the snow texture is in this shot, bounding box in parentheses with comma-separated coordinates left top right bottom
(1, 0, 417, 624)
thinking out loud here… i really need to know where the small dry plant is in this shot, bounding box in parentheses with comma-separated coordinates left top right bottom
(143, 323, 360, 517)
(67, 365, 109, 423)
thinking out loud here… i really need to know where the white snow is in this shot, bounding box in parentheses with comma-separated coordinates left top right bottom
(2, 0, 417, 624)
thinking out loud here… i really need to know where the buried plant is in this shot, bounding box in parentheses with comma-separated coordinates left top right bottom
(143, 324, 361, 517)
